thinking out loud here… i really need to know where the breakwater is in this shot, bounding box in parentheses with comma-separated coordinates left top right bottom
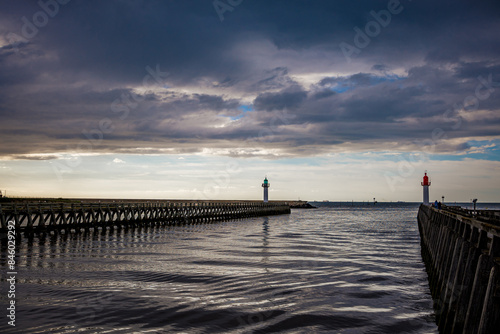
(417, 204, 500, 333)
(0, 201, 290, 234)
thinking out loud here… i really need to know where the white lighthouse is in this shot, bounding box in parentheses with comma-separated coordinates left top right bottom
(262, 177, 270, 203)
(421, 171, 431, 205)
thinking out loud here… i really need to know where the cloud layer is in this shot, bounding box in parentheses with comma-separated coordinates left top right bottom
(1, 0, 500, 161)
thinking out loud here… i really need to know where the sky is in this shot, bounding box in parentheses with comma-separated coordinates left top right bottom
(0, 0, 499, 202)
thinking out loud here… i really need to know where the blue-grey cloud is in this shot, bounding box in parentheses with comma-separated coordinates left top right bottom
(254, 86, 307, 111)
(0, 0, 499, 158)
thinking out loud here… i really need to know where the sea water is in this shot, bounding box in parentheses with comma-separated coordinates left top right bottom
(1, 203, 443, 333)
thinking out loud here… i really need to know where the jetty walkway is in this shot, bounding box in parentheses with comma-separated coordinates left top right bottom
(418, 204, 500, 333)
(0, 201, 290, 234)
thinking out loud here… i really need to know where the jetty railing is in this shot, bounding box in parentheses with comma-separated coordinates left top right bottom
(418, 204, 500, 333)
(0, 201, 291, 233)
(440, 205, 500, 225)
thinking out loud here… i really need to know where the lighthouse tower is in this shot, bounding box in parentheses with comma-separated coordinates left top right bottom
(262, 177, 270, 203)
(421, 172, 431, 205)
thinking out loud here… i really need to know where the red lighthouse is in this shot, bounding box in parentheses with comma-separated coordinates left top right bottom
(421, 172, 431, 205)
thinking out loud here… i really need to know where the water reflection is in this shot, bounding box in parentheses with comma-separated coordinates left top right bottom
(0, 205, 438, 333)
(261, 217, 270, 269)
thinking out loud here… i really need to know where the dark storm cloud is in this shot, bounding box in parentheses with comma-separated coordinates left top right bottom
(454, 61, 500, 80)
(251, 67, 297, 91)
(254, 86, 307, 111)
(320, 73, 375, 87)
(195, 94, 239, 111)
(311, 89, 336, 100)
(0, 0, 499, 158)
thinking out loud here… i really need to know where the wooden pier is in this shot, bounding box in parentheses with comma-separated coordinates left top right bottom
(418, 204, 500, 333)
(0, 201, 291, 234)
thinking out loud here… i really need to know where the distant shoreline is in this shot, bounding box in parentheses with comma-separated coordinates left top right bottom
(1, 197, 498, 208)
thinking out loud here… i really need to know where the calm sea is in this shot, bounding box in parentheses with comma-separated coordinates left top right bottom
(3, 202, 475, 333)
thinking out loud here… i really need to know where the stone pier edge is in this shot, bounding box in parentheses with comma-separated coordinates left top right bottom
(417, 204, 500, 333)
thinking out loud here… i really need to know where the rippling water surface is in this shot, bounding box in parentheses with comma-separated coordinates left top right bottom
(1, 203, 439, 333)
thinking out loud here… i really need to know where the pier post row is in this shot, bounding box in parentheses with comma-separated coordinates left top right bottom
(0, 201, 291, 235)
(417, 203, 500, 333)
